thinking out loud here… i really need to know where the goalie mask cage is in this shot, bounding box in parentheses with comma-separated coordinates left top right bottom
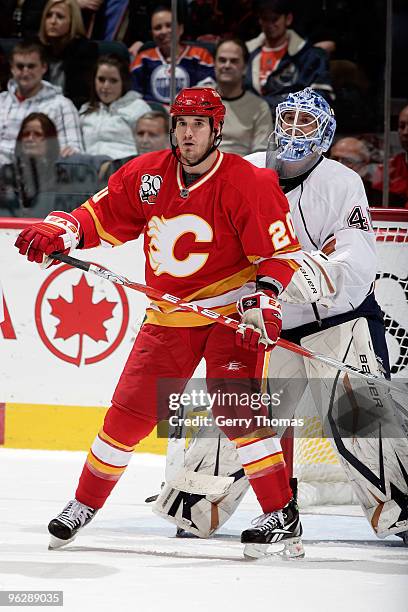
(291, 208, 408, 507)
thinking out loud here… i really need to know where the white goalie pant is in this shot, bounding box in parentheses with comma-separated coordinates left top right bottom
(154, 318, 408, 539)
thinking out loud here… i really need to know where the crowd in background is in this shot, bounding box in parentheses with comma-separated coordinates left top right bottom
(0, 0, 407, 216)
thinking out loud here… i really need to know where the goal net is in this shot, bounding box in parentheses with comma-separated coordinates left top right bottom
(293, 208, 408, 507)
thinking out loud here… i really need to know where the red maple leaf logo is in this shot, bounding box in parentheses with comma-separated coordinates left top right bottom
(48, 274, 117, 366)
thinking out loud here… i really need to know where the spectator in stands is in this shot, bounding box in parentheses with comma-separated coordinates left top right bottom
(371, 105, 408, 207)
(80, 0, 143, 42)
(0, 40, 83, 167)
(98, 109, 170, 184)
(330, 136, 383, 206)
(78, 0, 107, 38)
(79, 54, 150, 159)
(215, 38, 272, 156)
(330, 136, 371, 178)
(39, 0, 98, 109)
(245, 0, 333, 113)
(0, 112, 60, 213)
(3, 0, 111, 39)
(134, 110, 170, 156)
(130, 4, 215, 107)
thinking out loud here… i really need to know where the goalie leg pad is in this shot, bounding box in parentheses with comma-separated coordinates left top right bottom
(153, 472, 249, 538)
(265, 346, 308, 436)
(156, 426, 249, 537)
(301, 318, 408, 538)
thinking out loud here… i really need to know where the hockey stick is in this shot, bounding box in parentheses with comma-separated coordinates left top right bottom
(50, 252, 406, 395)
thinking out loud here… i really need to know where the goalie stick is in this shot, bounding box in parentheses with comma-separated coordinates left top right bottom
(50, 252, 406, 396)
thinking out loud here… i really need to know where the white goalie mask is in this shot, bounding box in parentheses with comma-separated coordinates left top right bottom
(266, 88, 336, 178)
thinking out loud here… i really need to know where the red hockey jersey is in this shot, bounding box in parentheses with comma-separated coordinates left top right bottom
(73, 150, 301, 326)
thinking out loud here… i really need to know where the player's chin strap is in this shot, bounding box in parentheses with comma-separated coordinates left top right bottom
(169, 120, 223, 168)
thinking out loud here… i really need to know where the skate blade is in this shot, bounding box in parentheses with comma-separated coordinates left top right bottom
(48, 534, 76, 550)
(244, 537, 305, 561)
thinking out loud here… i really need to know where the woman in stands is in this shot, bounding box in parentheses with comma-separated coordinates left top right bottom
(39, 0, 98, 109)
(0, 112, 60, 215)
(130, 4, 215, 107)
(79, 54, 151, 159)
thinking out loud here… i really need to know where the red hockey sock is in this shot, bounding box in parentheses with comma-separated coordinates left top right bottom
(235, 430, 292, 513)
(75, 404, 156, 509)
(248, 464, 292, 513)
(76, 463, 119, 509)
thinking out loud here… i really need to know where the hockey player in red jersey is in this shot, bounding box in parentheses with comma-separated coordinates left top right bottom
(14, 87, 331, 556)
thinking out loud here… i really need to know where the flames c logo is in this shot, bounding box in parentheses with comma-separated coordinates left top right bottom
(147, 214, 213, 277)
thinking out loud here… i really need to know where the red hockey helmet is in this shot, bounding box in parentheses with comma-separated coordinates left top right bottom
(170, 87, 226, 131)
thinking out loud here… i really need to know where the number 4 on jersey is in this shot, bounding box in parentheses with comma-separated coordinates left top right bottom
(347, 206, 372, 231)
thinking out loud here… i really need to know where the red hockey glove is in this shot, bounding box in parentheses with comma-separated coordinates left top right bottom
(236, 290, 282, 352)
(14, 212, 81, 268)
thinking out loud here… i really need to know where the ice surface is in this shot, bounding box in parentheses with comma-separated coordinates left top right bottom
(0, 449, 407, 612)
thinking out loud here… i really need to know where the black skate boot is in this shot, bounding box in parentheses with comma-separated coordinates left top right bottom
(48, 499, 97, 549)
(241, 479, 304, 560)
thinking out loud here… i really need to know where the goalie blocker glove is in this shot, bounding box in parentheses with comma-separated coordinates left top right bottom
(236, 287, 282, 352)
(14, 211, 81, 268)
(279, 250, 339, 307)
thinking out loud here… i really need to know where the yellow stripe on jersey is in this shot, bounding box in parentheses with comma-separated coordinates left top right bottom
(186, 264, 256, 302)
(151, 265, 257, 313)
(275, 244, 302, 256)
(247, 246, 301, 263)
(145, 303, 237, 327)
(82, 201, 123, 246)
(247, 255, 262, 264)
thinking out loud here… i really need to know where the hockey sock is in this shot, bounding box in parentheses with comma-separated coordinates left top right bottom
(76, 404, 156, 509)
(248, 464, 292, 513)
(235, 429, 292, 512)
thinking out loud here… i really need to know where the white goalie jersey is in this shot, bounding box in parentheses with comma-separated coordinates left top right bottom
(245, 153, 378, 329)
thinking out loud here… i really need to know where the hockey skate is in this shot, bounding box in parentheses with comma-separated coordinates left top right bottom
(241, 496, 304, 560)
(48, 499, 97, 549)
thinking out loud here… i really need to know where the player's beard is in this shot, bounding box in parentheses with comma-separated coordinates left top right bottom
(179, 135, 213, 166)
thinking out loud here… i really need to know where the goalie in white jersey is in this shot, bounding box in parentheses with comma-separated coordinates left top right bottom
(152, 88, 408, 555)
